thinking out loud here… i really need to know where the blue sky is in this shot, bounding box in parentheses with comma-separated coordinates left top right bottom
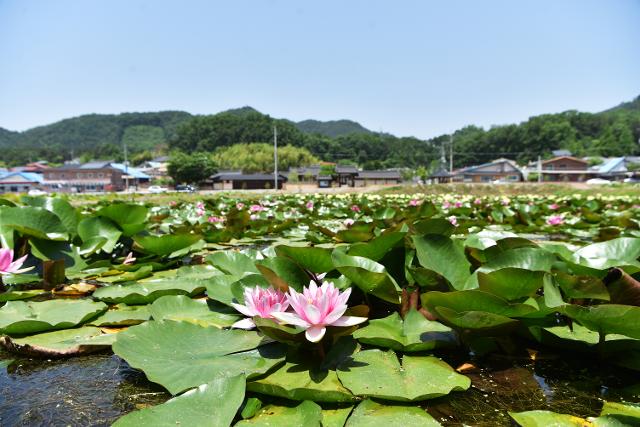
(1, 0, 638, 138)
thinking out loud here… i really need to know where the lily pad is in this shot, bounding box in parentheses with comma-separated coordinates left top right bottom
(0, 326, 110, 357)
(332, 250, 400, 304)
(88, 304, 151, 326)
(345, 399, 441, 427)
(92, 278, 208, 304)
(134, 233, 203, 257)
(149, 295, 239, 328)
(0, 299, 107, 335)
(561, 304, 640, 339)
(353, 310, 456, 352)
(0, 289, 48, 302)
(247, 360, 355, 403)
(0, 205, 68, 241)
(337, 349, 470, 401)
(508, 410, 589, 427)
(275, 245, 335, 273)
(412, 234, 471, 290)
(112, 320, 285, 394)
(112, 375, 245, 427)
(235, 401, 323, 427)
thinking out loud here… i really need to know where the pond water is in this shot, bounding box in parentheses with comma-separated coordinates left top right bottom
(1, 346, 638, 426)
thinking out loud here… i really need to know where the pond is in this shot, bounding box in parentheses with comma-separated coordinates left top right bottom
(1, 346, 637, 426)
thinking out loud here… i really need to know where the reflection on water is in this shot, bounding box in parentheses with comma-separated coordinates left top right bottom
(0, 347, 639, 426)
(0, 350, 168, 427)
(427, 349, 640, 426)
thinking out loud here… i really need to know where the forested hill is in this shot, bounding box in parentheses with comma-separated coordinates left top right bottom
(0, 95, 639, 168)
(295, 119, 372, 137)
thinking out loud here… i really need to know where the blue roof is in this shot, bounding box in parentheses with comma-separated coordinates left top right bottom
(110, 163, 151, 179)
(597, 157, 626, 174)
(0, 172, 44, 183)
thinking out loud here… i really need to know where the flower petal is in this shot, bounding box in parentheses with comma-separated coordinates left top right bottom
(230, 303, 256, 318)
(305, 325, 326, 342)
(231, 318, 256, 329)
(271, 311, 310, 328)
(331, 316, 368, 327)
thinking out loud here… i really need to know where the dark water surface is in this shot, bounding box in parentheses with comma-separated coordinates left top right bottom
(1, 348, 638, 426)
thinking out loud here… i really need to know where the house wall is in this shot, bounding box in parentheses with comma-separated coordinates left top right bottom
(543, 158, 587, 171)
(43, 168, 124, 192)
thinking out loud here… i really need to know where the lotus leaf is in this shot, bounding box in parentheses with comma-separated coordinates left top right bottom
(112, 320, 285, 394)
(412, 234, 472, 290)
(353, 310, 456, 352)
(235, 401, 323, 427)
(149, 295, 239, 328)
(337, 349, 470, 401)
(113, 375, 245, 427)
(0, 299, 107, 335)
(92, 277, 207, 304)
(345, 399, 441, 427)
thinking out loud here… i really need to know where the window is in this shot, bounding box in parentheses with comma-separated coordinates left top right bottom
(508, 175, 519, 181)
(98, 173, 104, 178)
(87, 173, 94, 178)
(481, 176, 491, 182)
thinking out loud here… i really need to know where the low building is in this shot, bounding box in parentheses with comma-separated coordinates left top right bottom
(335, 165, 359, 187)
(110, 163, 151, 188)
(211, 173, 287, 190)
(452, 158, 523, 183)
(354, 170, 402, 187)
(0, 172, 44, 193)
(539, 156, 590, 182)
(43, 161, 124, 193)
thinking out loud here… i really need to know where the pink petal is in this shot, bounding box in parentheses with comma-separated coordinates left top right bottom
(231, 318, 256, 329)
(305, 325, 326, 342)
(304, 304, 322, 324)
(331, 316, 368, 327)
(271, 311, 310, 328)
(0, 249, 11, 271)
(230, 303, 256, 318)
(323, 305, 348, 325)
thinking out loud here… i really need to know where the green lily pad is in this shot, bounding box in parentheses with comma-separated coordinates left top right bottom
(0, 289, 47, 302)
(353, 310, 456, 352)
(322, 407, 353, 427)
(412, 234, 472, 290)
(332, 250, 400, 304)
(0, 326, 110, 357)
(77, 216, 122, 254)
(206, 251, 260, 276)
(347, 231, 406, 261)
(235, 401, 323, 427)
(149, 295, 239, 328)
(247, 360, 355, 403)
(275, 245, 335, 273)
(337, 349, 470, 401)
(0, 299, 107, 335)
(134, 233, 203, 257)
(112, 320, 285, 394)
(93, 278, 208, 304)
(88, 304, 151, 326)
(561, 304, 640, 339)
(508, 410, 589, 427)
(0, 205, 68, 241)
(345, 399, 441, 427)
(112, 375, 245, 427)
(256, 257, 309, 291)
(477, 268, 545, 300)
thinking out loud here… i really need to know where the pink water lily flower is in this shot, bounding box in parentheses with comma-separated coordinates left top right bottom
(236, 202, 245, 210)
(231, 287, 290, 329)
(350, 205, 360, 212)
(208, 216, 224, 223)
(306, 201, 314, 209)
(549, 203, 560, 210)
(0, 248, 33, 275)
(343, 218, 355, 228)
(546, 215, 564, 226)
(122, 252, 136, 265)
(272, 282, 367, 343)
(250, 204, 264, 213)
(447, 215, 458, 227)
(409, 199, 419, 207)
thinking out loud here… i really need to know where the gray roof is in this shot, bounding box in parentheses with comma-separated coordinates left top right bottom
(552, 149, 573, 157)
(212, 173, 288, 181)
(355, 170, 402, 179)
(336, 165, 358, 174)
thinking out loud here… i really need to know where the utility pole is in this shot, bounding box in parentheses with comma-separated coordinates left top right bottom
(449, 135, 453, 173)
(273, 125, 278, 190)
(124, 141, 129, 192)
(537, 155, 542, 183)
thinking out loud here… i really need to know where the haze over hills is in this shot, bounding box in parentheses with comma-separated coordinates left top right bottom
(0, 94, 638, 168)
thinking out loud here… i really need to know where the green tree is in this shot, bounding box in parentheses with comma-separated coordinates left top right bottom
(212, 143, 318, 173)
(167, 152, 217, 184)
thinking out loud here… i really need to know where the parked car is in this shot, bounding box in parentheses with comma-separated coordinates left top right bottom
(623, 177, 640, 183)
(147, 185, 168, 193)
(586, 178, 612, 185)
(175, 184, 197, 193)
(27, 189, 48, 196)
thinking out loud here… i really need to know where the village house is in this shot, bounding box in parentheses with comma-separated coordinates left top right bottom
(0, 172, 44, 194)
(43, 161, 125, 193)
(451, 158, 523, 183)
(210, 172, 287, 190)
(354, 170, 402, 187)
(539, 156, 590, 182)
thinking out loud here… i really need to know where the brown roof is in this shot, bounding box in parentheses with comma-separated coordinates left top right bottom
(541, 156, 588, 165)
